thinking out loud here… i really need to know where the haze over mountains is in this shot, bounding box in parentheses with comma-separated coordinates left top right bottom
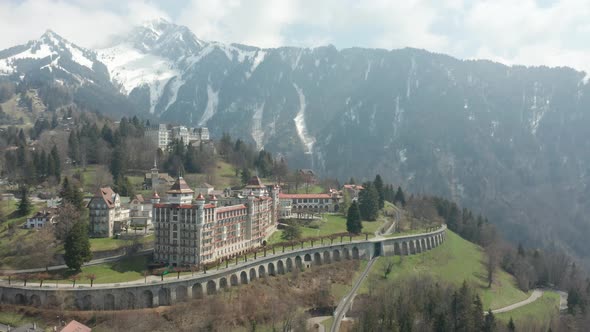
(1, 19, 590, 263)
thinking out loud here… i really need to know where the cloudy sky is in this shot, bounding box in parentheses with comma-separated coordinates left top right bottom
(1, 0, 589, 73)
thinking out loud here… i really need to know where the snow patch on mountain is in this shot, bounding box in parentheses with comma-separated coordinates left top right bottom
(97, 44, 179, 113)
(365, 60, 372, 80)
(198, 84, 219, 126)
(293, 83, 315, 155)
(246, 50, 266, 79)
(163, 76, 185, 112)
(251, 102, 266, 150)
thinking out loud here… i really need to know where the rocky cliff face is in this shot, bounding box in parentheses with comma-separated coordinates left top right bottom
(2, 19, 590, 260)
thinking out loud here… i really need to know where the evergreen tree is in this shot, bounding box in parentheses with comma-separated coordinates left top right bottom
(64, 221, 92, 271)
(373, 174, 385, 209)
(359, 182, 379, 221)
(394, 186, 406, 207)
(50, 145, 61, 179)
(281, 225, 302, 241)
(346, 201, 363, 234)
(483, 310, 496, 332)
(60, 177, 84, 211)
(17, 184, 32, 216)
(472, 294, 485, 331)
(241, 168, 252, 185)
(51, 113, 58, 129)
(67, 131, 80, 164)
(110, 145, 126, 180)
(507, 317, 516, 332)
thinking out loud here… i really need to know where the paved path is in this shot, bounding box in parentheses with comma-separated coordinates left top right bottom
(491, 289, 544, 314)
(331, 257, 378, 332)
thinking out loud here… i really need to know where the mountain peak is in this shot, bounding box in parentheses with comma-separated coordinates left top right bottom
(40, 29, 65, 43)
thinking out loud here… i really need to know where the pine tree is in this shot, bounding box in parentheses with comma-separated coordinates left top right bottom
(241, 168, 252, 185)
(483, 310, 496, 332)
(50, 145, 61, 180)
(507, 317, 515, 331)
(64, 221, 92, 271)
(359, 182, 379, 221)
(67, 131, 80, 164)
(373, 174, 385, 209)
(17, 184, 32, 216)
(346, 201, 363, 234)
(110, 145, 126, 180)
(394, 186, 406, 207)
(60, 177, 84, 211)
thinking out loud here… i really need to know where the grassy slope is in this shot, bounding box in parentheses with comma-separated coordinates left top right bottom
(360, 231, 529, 310)
(495, 291, 561, 325)
(267, 214, 381, 245)
(0, 202, 46, 269)
(89, 234, 154, 252)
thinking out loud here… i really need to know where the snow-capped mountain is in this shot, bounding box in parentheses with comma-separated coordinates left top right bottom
(97, 19, 268, 115)
(0, 30, 109, 85)
(3, 19, 590, 264)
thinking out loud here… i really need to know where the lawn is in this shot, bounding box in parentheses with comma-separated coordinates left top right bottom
(0, 311, 43, 329)
(267, 214, 382, 245)
(22, 255, 150, 285)
(359, 230, 529, 310)
(89, 234, 154, 252)
(495, 291, 561, 326)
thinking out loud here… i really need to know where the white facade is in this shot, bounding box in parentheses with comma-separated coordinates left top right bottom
(88, 187, 131, 238)
(25, 210, 56, 228)
(147, 124, 210, 150)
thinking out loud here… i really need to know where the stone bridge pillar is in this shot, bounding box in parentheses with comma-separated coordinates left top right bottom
(152, 292, 159, 307)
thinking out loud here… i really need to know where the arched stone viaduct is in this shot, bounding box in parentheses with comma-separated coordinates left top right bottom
(0, 226, 446, 310)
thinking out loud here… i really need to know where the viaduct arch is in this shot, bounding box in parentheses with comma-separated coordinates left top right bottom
(0, 226, 446, 310)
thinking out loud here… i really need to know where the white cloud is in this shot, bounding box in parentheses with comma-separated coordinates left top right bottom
(0, 0, 168, 49)
(1, 0, 590, 75)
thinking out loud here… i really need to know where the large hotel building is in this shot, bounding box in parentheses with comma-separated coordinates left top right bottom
(153, 176, 279, 266)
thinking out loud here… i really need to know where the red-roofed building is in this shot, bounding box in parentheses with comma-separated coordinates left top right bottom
(60, 320, 91, 332)
(153, 176, 280, 266)
(278, 193, 337, 218)
(87, 187, 130, 237)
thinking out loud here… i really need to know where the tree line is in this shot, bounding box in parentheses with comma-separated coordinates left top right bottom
(354, 276, 498, 332)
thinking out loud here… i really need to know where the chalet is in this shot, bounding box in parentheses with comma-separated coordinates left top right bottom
(129, 194, 153, 228)
(87, 187, 130, 238)
(24, 209, 56, 229)
(343, 184, 364, 201)
(298, 169, 317, 184)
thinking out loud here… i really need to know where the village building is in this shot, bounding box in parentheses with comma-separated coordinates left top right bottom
(153, 176, 279, 266)
(129, 194, 153, 228)
(143, 161, 175, 190)
(298, 169, 318, 184)
(278, 193, 337, 219)
(343, 184, 364, 201)
(24, 209, 56, 229)
(195, 182, 214, 196)
(87, 187, 130, 238)
(146, 124, 210, 150)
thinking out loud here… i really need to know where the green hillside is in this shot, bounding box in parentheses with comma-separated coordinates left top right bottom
(496, 291, 561, 326)
(360, 230, 529, 310)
